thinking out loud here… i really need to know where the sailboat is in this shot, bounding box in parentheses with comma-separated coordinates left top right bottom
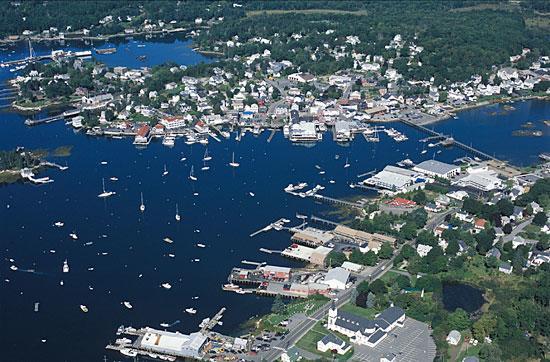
(97, 178, 115, 198)
(229, 152, 240, 168)
(139, 192, 145, 212)
(162, 164, 168, 176)
(175, 203, 181, 221)
(344, 157, 350, 168)
(189, 166, 197, 181)
(202, 148, 212, 161)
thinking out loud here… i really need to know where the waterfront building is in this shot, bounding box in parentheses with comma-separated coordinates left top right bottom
(291, 227, 334, 247)
(161, 116, 188, 130)
(133, 124, 151, 145)
(413, 160, 460, 179)
(321, 267, 350, 290)
(259, 265, 291, 282)
(333, 225, 372, 245)
(327, 303, 405, 347)
(365, 166, 425, 193)
(453, 166, 503, 191)
(289, 121, 319, 142)
(139, 328, 207, 359)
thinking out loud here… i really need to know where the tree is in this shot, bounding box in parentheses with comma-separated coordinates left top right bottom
(378, 243, 393, 259)
(473, 314, 497, 340)
(401, 244, 416, 259)
(485, 255, 499, 269)
(496, 199, 514, 216)
(478, 343, 502, 362)
(366, 292, 376, 308)
(357, 281, 369, 294)
(369, 279, 387, 295)
(446, 239, 459, 256)
(533, 212, 547, 227)
(364, 250, 378, 266)
(325, 251, 346, 267)
(415, 275, 441, 292)
(271, 295, 286, 314)
(395, 275, 411, 289)
(412, 191, 427, 205)
(447, 308, 471, 331)
(502, 223, 513, 234)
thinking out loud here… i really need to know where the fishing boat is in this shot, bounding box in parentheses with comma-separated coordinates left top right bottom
(97, 178, 116, 198)
(69, 232, 78, 240)
(139, 192, 145, 212)
(185, 308, 197, 314)
(123, 301, 133, 309)
(203, 148, 212, 161)
(63, 259, 69, 273)
(10, 265, 18, 271)
(175, 203, 181, 221)
(196, 243, 206, 248)
(162, 164, 169, 176)
(163, 237, 173, 244)
(161, 283, 172, 290)
(54, 221, 64, 227)
(120, 349, 138, 357)
(189, 166, 197, 181)
(80, 305, 89, 313)
(249, 192, 255, 197)
(229, 152, 240, 168)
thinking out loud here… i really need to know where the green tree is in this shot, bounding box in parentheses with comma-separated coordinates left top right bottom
(447, 308, 471, 331)
(326, 251, 346, 267)
(478, 343, 502, 362)
(446, 239, 459, 256)
(401, 244, 416, 259)
(271, 295, 286, 314)
(357, 281, 369, 294)
(395, 275, 411, 289)
(533, 212, 547, 227)
(412, 191, 427, 205)
(378, 243, 393, 259)
(369, 279, 387, 295)
(473, 314, 497, 340)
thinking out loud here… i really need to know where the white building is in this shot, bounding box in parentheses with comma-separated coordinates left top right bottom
(160, 116, 187, 130)
(288, 72, 316, 83)
(413, 160, 460, 180)
(453, 167, 502, 191)
(446, 330, 461, 346)
(139, 328, 207, 359)
(317, 334, 351, 355)
(321, 267, 350, 290)
(365, 166, 424, 193)
(327, 303, 405, 347)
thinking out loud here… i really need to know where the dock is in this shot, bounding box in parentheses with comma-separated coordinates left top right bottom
(24, 108, 81, 126)
(267, 129, 277, 143)
(241, 260, 265, 266)
(400, 119, 500, 161)
(312, 194, 365, 209)
(309, 215, 339, 227)
(356, 169, 377, 178)
(200, 307, 226, 333)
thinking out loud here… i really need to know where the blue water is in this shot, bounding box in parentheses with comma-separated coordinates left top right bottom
(0, 38, 548, 362)
(442, 283, 485, 313)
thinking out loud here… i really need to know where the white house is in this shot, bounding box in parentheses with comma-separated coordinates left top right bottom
(288, 72, 316, 83)
(317, 334, 351, 355)
(327, 303, 405, 347)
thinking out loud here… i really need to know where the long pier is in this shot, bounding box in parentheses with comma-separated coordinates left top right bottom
(24, 109, 81, 126)
(312, 194, 364, 209)
(309, 215, 339, 227)
(400, 119, 499, 161)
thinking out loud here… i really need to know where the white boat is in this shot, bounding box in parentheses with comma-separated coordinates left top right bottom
(161, 283, 172, 289)
(249, 192, 255, 197)
(10, 265, 18, 271)
(80, 305, 89, 313)
(203, 149, 212, 161)
(110, 176, 118, 181)
(97, 178, 116, 198)
(162, 164, 169, 176)
(168, 253, 175, 258)
(344, 157, 350, 168)
(193, 258, 200, 262)
(319, 170, 325, 175)
(100, 161, 108, 165)
(223, 283, 239, 290)
(180, 157, 187, 162)
(160, 323, 170, 328)
(421, 149, 427, 154)
(185, 308, 197, 314)
(54, 221, 64, 227)
(189, 166, 197, 181)
(163, 237, 173, 244)
(329, 180, 336, 184)
(162, 135, 175, 147)
(236, 289, 246, 294)
(139, 192, 145, 212)
(63, 259, 69, 273)
(123, 301, 133, 309)
(428, 143, 436, 148)
(120, 349, 138, 357)
(69, 233, 78, 240)
(196, 243, 206, 248)
(175, 203, 181, 221)
(201, 165, 210, 171)
(229, 152, 240, 168)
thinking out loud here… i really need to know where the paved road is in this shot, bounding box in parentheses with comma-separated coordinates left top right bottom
(502, 217, 533, 243)
(261, 208, 457, 361)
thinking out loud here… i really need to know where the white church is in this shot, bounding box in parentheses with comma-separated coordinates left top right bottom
(327, 302, 406, 347)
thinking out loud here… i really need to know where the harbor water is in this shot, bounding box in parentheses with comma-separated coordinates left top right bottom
(0, 37, 548, 362)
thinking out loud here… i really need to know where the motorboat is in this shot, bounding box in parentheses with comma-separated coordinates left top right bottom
(63, 259, 69, 273)
(161, 283, 172, 290)
(196, 243, 206, 248)
(69, 233, 78, 240)
(162, 164, 169, 176)
(203, 148, 212, 161)
(120, 349, 138, 357)
(54, 221, 64, 227)
(344, 157, 350, 168)
(10, 265, 18, 271)
(249, 192, 255, 197)
(139, 192, 145, 212)
(175, 203, 181, 221)
(110, 176, 118, 181)
(163, 237, 173, 244)
(123, 301, 133, 309)
(185, 308, 197, 314)
(80, 305, 89, 313)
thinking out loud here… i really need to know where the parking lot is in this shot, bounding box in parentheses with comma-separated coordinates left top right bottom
(352, 318, 437, 362)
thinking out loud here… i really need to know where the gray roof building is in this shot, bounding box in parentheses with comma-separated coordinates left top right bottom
(413, 160, 460, 179)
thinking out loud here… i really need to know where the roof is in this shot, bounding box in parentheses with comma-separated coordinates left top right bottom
(414, 160, 459, 175)
(320, 333, 344, 346)
(324, 267, 350, 284)
(335, 310, 377, 332)
(376, 306, 405, 326)
(447, 330, 461, 340)
(387, 197, 417, 207)
(368, 329, 386, 344)
(341, 261, 363, 272)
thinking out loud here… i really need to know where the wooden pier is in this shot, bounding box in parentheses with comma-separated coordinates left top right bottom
(309, 215, 340, 227)
(312, 194, 364, 209)
(24, 108, 81, 126)
(400, 119, 500, 161)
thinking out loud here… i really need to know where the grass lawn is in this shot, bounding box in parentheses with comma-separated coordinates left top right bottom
(296, 321, 354, 361)
(263, 298, 328, 328)
(340, 303, 378, 320)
